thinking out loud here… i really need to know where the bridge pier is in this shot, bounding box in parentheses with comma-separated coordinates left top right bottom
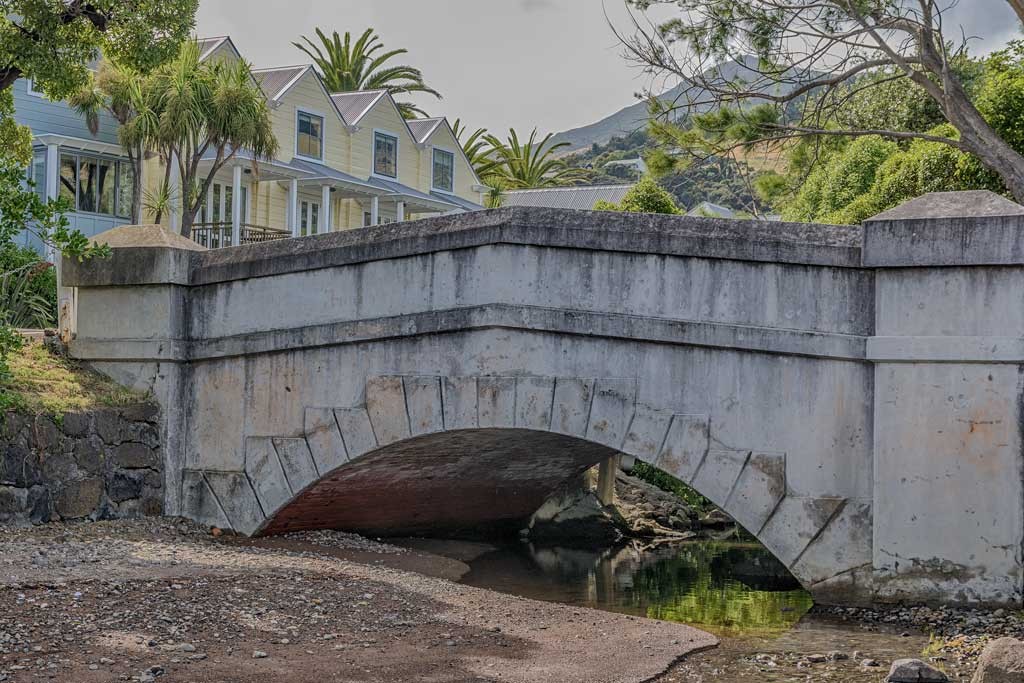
(63, 193, 1024, 607)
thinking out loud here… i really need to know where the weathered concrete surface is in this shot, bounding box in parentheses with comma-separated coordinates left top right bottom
(63, 199, 1024, 607)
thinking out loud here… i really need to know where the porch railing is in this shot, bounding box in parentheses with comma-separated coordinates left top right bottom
(191, 223, 291, 249)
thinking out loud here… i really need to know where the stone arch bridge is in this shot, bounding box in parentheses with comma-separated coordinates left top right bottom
(65, 192, 1024, 607)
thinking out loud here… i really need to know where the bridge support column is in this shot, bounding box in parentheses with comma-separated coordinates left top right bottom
(864, 192, 1024, 606)
(596, 455, 619, 506)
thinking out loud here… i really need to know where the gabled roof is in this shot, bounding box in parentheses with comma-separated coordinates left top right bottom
(687, 201, 736, 219)
(502, 184, 634, 210)
(407, 117, 444, 144)
(252, 65, 311, 102)
(329, 90, 388, 126)
(195, 36, 242, 63)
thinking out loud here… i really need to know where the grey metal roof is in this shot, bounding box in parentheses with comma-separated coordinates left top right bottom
(687, 201, 736, 219)
(367, 176, 459, 210)
(330, 90, 387, 125)
(195, 36, 228, 61)
(199, 147, 313, 179)
(407, 118, 444, 143)
(252, 66, 308, 101)
(501, 184, 633, 211)
(288, 158, 380, 191)
(430, 191, 482, 211)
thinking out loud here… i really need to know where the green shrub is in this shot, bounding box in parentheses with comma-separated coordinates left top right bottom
(0, 246, 57, 324)
(594, 176, 682, 214)
(630, 460, 713, 514)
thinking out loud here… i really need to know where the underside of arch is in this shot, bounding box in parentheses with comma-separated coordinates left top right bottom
(181, 375, 872, 603)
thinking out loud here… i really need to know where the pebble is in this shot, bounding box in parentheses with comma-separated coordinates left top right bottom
(252, 650, 268, 659)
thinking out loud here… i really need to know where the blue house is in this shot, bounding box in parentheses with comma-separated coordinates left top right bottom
(12, 76, 133, 253)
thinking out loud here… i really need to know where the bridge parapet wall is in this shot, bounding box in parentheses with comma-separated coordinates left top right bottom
(62, 194, 1024, 607)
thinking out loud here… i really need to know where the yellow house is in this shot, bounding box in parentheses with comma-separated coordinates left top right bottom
(144, 36, 485, 247)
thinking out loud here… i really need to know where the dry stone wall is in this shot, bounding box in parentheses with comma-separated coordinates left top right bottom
(0, 404, 162, 525)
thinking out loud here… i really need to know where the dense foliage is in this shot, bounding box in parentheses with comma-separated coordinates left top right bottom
(594, 176, 682, 214)
(139, 42, 279, 235)
(768, 43, 1024, 224)
(0, 0, 197, 98)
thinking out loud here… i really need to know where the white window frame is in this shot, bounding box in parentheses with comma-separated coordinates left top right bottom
(294, 108, 326, 163)
(371, 128, 400, 180)
(25, 78, 45, 98)
(430, 146, 456, 194)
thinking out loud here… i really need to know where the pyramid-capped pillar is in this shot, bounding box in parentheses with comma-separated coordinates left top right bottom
(862, 190, 1024, 267)
(62, 224, 205, 289)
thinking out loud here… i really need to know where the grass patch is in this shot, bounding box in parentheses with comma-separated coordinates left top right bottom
(0, 339, 147, 415)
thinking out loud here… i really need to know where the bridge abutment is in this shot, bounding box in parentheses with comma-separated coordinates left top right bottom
(62, 194, 1024, 607)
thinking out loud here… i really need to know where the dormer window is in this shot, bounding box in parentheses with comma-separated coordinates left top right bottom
(373, 131, 398, 178)
(296, 111, 323, 160)
(432, 148, 454, 193)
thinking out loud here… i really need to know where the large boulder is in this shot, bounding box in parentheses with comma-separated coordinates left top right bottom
(887, 658, 949, 682)
(972, 638, 1024, 683)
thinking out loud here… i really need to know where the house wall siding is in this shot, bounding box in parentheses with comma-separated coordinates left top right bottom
(13, 78, 121, 145)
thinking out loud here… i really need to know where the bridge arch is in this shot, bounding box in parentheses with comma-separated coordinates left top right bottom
(182, 374, 870, 600)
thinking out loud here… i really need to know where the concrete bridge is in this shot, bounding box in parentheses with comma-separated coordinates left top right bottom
(64, 191, 1024, 607)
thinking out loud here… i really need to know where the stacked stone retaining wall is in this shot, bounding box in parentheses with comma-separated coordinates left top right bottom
(0, 404, 163, 525)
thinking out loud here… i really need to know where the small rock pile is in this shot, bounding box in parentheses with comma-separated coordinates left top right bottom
(281, 529, 408, 554)
(614, 471, 699, 536)
(816, 604, 1024, 677)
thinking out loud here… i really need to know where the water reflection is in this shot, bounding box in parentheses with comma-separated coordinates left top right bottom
(459, 540, 814, 636)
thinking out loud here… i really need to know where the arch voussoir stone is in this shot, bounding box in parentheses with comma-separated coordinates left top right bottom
(653, 414, 711, 482)
(441, 376, 478, 430)
(272, 437, 318, 492)
(758, 496, 846, 567)
(304, 407, 347, 474)
(515, 377, 556, 431)
(333, 407, 376, 460)
(586, 379, 637, 449)
(724, 452, 787, 534)
(404, 376, 444, 436)
(691, 449, 751, 509)
(365, 376, 410, 446)
(244, 436, 291, 518)
(478, 377, 517, 428)
(203, 471, 265, 536)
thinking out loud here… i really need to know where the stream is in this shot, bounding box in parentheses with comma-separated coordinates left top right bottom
(410, 538, 935, 682)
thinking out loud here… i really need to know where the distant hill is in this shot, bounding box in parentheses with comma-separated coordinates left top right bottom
(551, 56, 797, 155)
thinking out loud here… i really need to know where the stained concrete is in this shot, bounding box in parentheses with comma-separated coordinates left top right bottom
(64, 198, 1024, 607)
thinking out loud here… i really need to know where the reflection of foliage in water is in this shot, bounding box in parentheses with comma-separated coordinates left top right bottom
(622, 542, 813, 636)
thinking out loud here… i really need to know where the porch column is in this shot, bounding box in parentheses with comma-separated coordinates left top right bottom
(288, 179, 299, 237)
(396, 200, 405, 222)
(168, 153, 181, 234)
(320, 184, 331, 233)
(44, 144, 59, 261)
(231, 164, 242, 246)
(370, 195, 379, 226)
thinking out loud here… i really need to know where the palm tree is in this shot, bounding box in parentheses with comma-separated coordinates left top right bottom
(144, 41, 279, 236)
(294, 28, 440, 119)
(69, 61, 149, 223)
(452, 118, 501, 179)
(482, 128, 588, 189)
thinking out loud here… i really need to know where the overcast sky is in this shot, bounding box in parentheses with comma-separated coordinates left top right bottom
(196, 0, 1022, 135)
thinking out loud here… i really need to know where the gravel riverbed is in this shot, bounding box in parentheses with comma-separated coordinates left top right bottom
(0, 518, 715, 682)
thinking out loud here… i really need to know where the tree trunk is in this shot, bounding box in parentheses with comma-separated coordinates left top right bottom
(938, 77, 1024, 203)
(1006, 0, 1024, 26)
(128, 147, 143, 225)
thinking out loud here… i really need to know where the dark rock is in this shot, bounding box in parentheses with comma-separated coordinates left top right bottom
(112, 442, 158, 470)
(0, 485, 28, 519)
(971, 637, 1024, 682)
(1, 411, 28, 439)
(40, 450, 76, 481)
(1, 442, 41, 487)
(886, 658, 949, 682)
(61, 412, 91, 438)
(108, 471, 145, 503)
(120, 403, 159, 423)
(123, 421, 160, 448)
(55, 478, 104, 519)
(141, 494, 164, 516)
(94, 409, 122, 445)
(30, 416, 61, 451)
(144, 470, 163, 489)
(27, 486, 52, 524)
(73, 439, 104, 475)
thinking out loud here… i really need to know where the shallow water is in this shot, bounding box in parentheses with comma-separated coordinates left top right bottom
(434, 539, 944, 681)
